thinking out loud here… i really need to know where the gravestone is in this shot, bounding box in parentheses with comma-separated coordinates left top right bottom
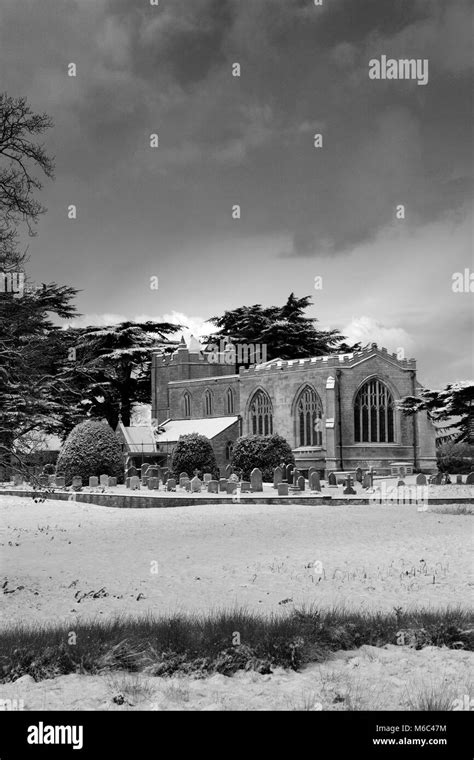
(191, 476, 202, 493)
(241, 481, 250, 493)
(55, 476, 65, 488)
(72, 476, 82, 488)
(125, 477, 131, 489)
(362, 472, 373, 489)
(100, 474, 109, 487)
(292, 469, 300, 486)
(208, 480, 219, 494)
(180, 471, 188, 480)
(278, 483, 289, 496)
(166, 478, 177, 492)
(273, 466, 283, 489)
(328, 472, 337, 486)
(443, 473, 451, 485)
(179, 476, 188, 488)
(432, 472, 443, 485)
(148, 467, 160, 480)
(184, 479, 191, 492)
(148, 477, 159, 490)
(343, 476, 356, 495)
(309, 471, 321, 492)
(48, 474, 55, 485)
(250, 468, 263, 492)
(89, 476, 99, 487)
(456, 474, 463, 485)
(108, 477, 117, 487)
(219, 479, 228, 492)
(38, 475, 48, 487)
(226, 481, 237, 495)
(203, 473, 212, 484)
(225, 465, 233, 479)
(141, 463, 150, 475)
(416, 473, 427, 485)
(297, 475, 305, 491)
(130, 476, 140, 490)
(229, 473, 239, 483)
(397, 480, 405, 487)
(355, 468, 363, 483)
(285, 464, 294, 482)
(127, 466, 138, 479)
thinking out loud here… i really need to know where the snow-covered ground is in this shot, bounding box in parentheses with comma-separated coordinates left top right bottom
(1, 495, 472, 711)
(1, 495, 472, 624)
(1, 646, 472, 711)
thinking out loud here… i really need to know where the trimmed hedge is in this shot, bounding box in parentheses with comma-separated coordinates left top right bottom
(231, 434, 294, 481)
(56, 420, 124, 485)
(171, 433, 218, 479)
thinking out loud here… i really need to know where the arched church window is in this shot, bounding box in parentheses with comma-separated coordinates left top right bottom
(354, 379, 394, 443)
(249, 390, 273, 435)
(204, 389, 212, 416)
(183, 392, 191, 418)
(295, 386, 323, 446)
(225, 387, 234, 414)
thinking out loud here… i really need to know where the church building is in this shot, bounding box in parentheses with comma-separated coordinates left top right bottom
(150, 337, 437, 477)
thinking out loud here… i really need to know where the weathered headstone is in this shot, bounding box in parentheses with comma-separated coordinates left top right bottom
(273, 466, 283, 489)
(328, 472, 337, 486)
(166, 478, 177, 492)
(208, 480, 219, 494)
(250, 468, 263, 492)
(219, 478, 228, 492)
(127, 466, 138, 479)
(456, 474, 463, 485)
(343, 476, 356, 495)
(180, 471, 188, 480)
(141, 463, 150, 475)
(191, 476, 202, 493)
(285, 464, 294, 482)
(130, 476, 140, 490)
(278, 483, 289, 496)
(72, 476, 82, 488)
(362, 472, 373, 489)
(148, 466, 160, 480)
(203, 473, 212, 483)
(226, 481, 237, 494)
(432, 472, 443, 485)
(292, 469, 300, 486)
(309, 471, 321, 492)
(108, 477, 117, 487)
(125, 477, 131, 489)
(416, 473, 427, 485)
(240, 481, 250, 493)
(89, 476, 99, 487)
(355, 467, 363, 483)
(100, 474, 109, 487)
(148, 477, 159, 490)
(179, 476, 188, 488)
(297, 475, 305, 491)
(55, 476, 65, 488)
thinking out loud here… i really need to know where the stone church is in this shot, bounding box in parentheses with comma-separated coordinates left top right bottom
(149, 337, 437, 476)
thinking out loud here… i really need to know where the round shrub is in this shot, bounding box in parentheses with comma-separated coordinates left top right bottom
(171, 433, 218, 479)
(436, 441, 474, 474)
(231, 434, 294, 481)
(42, 463, 55, 475)
(56, 420, 124, 485)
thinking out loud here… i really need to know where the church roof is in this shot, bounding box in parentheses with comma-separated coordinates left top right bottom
(116, 422, 157, 453)
(155, 416, 238, 443)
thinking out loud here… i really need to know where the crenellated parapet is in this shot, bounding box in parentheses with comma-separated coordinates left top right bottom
(238, 344, 416, 375)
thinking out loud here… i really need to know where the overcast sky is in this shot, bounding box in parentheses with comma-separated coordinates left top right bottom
(1, 0, 472, 387)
